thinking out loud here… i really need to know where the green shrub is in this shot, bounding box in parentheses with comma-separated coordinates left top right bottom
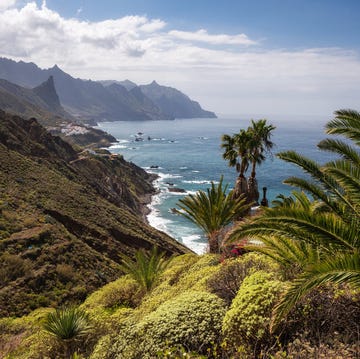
(222, 271, 285, 355)
(102, 291, 226, 358)
(43, 306, 93, 358)
(0, 252, 32, 286)
(207, 253, 279, 305)
(137, 254, 220, 317)
(83, 275, 141, 311)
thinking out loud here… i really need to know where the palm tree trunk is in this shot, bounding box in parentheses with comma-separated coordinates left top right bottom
(247, 161, 259, 205)
(208, 232, 221, 253)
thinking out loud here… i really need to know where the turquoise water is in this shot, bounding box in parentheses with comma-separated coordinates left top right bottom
(97, 114, 333, 253)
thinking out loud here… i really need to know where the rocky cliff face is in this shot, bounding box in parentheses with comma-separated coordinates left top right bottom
(33, 75, 62, 113)
(0, 111, 190, 316)
(140, 81, 217, 119)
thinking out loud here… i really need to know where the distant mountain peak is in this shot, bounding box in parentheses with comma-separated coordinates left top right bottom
(150, 80, 159, 86)
(33, 75, 62, 111)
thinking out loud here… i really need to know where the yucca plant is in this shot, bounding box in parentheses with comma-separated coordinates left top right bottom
(229, 109, 360, 329)
(177, 176, 252, 253)
(43, 306, 92, 358)
(119, 246, 169, 292)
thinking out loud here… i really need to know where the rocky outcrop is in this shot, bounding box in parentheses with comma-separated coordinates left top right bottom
(33, 75, 62, 113)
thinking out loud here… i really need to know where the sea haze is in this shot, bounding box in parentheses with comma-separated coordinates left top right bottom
(97, 115, 334, 253)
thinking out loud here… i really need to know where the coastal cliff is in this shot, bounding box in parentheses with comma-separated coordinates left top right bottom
(0, 111, 190, 316)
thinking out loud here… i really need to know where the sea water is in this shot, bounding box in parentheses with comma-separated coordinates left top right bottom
(96, 114, 334, 253)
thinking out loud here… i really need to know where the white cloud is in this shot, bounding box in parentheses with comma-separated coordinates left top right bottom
(0, 0, 17, 10)
(0, 1, 359, 116)
(168, 29, 257, 45)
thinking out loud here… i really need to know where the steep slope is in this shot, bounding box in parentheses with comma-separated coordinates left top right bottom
(140, 81, 217, 119)
(106, 83, 172, 121)
(0, 78, 68, 122)
(0, 111, 190, 316)
(32, 75, 63, 114)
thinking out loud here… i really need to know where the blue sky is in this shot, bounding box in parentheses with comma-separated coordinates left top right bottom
(43, 0, 360, 49)
(0, 0, 359, 116)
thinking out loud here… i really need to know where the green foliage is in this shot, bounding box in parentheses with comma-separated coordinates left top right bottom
(222, 271, 285, 354)
(0, 252, 32, 286)
(138, 254, 220, 316)
(119, 246, 170, 292)
(229, 109, 360, 327)
(207, 253, 279, 305)
(177, 176, 251, 253)
(43, 306, 93, 358)
(43, 306, 92, 340)
(82, 275, 141, 311)
(106, 291, 226, 358)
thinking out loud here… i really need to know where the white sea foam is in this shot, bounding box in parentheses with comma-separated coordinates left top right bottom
(147, 211, 172, 233)
(109, 144, 127, 149)
(182, 180, 219, 185)
(157, 172, 183, 179)
(144, 166, 164, 170)
(182, 235, 207, 254)
(184, 190, 198, 195)
(167, 190, 188, 196)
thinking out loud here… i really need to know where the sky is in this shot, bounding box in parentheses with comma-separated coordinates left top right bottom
(0, 0, 359, 117)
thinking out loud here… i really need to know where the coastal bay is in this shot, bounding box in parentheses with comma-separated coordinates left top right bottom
(97, 114, 334, 253)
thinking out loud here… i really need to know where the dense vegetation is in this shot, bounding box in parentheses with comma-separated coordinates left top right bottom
(1, 110, 359, 358)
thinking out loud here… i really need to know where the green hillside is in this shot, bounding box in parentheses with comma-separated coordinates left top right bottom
(0, 111, 189, 317)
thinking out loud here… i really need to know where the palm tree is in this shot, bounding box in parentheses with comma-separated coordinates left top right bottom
(119, 246, 169, 292)
(228, 109, 360, 328)
(43, 306, 92, 358)
(247, 119, 276, 204)
(177, 177, 251, 253)
(221, 130, 251, 200)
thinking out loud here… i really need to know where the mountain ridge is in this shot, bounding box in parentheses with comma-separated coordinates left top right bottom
(0, 57, 217, 122)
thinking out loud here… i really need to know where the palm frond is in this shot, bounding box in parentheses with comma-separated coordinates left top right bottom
(318, 138, 360, 165)
(119, 247, 169, 291)
(326, 109, 360, 146)
(272, 251, 360, 329)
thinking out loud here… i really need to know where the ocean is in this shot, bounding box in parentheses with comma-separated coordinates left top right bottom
(96, 114, 334, 254)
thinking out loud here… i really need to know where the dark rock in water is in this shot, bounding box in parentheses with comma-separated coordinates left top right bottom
(168, 187, 186, 193)
(166, 182, 174, 186)
(261, 187, 269, 207)
(150, 165, 159, 169)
